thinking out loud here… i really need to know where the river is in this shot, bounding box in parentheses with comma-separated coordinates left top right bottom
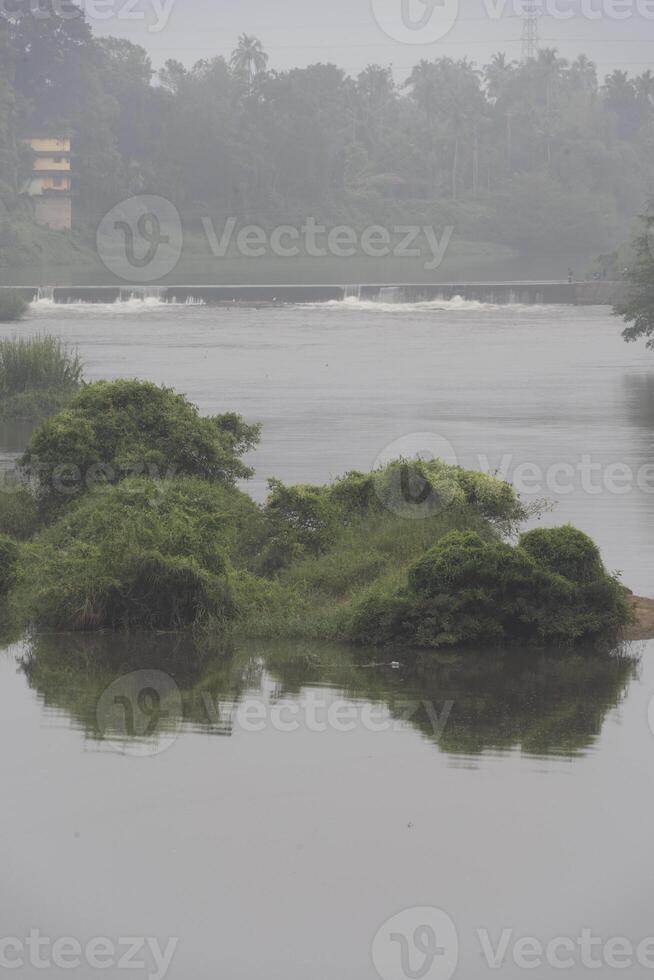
(1, 297, 653, 979)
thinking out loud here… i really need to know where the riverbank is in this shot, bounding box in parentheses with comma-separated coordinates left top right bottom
(629, 596, 654, 640)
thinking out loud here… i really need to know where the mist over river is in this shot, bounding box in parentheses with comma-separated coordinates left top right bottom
(2, 297, 654, 980)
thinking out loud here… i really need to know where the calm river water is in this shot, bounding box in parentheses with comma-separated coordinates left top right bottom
(1, 297, 654, 979)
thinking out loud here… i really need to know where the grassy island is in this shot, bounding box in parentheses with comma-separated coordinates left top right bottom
(0, 376, 631, 650)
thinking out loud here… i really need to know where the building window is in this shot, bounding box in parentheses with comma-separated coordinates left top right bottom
(53, 177, 63, 188)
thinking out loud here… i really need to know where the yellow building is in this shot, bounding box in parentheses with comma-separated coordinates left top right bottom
(23, 136, 72, 231)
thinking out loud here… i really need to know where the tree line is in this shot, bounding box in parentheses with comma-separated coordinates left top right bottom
(2, 6, 654, 260)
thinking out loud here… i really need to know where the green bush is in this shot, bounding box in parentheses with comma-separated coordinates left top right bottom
(0, 480, 40, 540)
(255, 479, 337, 573)
(16, 477, 243, 630)
(346, 528, 630, 649)
(255, 459, 528, 574)
(0, 533, 19, 594)
(519, 525, 604, 584)
(0, 290, 27, 323)
(20, 379, 261, 510)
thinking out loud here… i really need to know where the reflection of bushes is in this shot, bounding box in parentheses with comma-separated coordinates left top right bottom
(21, 631, 250, 740)
(395, 647, 639, 757)
(20, 633, 639, 759)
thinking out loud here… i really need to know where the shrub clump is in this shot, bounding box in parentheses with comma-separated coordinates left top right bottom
(0, 478, 40, 540)
(0, 335, 83, 420)
(16, 477, 246, 630)
(0, 289, 28, 323)
(20, 379, 261, 509)
(347, 526, 630, 649)
(0, 533, 20, 595)
(255, 460, 528, 574)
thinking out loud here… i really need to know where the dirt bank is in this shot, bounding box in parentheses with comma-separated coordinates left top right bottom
(627, 596, 654, 641)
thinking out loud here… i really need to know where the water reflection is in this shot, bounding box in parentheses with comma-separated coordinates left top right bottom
(625, 373, 654, 428)
(20, 632, 640, 760)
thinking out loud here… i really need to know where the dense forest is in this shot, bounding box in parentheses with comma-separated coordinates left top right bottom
(2, 4, 654, 275)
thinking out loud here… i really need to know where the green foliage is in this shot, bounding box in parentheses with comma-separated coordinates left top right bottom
(519, 525, 604, 583)
(0, 289, 27, 322)
(0, 480, 39, 540)
(256, 479, 338, 573)
(347, 528, 630, 649)
(2, 5, 654, 271)
(0, 335, 82, 393)
(0, 335, 82, 420)
(616, 211, 654, 348)
(255, 460, 528, 574)
(0, 532, 19, 594)
(20, 379, 260, 509)
(16, 477, 243, 630)
(0, 370, 628, 653)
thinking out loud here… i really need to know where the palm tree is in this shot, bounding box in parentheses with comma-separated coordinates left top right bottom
(484, 52, 514, 103)
(635, 70, 654, 107)
(230, 35, 268, 90)
(570, 54, 597, 93)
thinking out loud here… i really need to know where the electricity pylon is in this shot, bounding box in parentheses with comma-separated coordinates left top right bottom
(521, 2, 540, 62)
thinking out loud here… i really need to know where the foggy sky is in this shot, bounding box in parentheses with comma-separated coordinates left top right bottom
(87, 0, 654, 80)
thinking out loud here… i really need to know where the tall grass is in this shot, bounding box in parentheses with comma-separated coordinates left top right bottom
(0, 335, 83, 421)
(0, 335, 82, 395)
(0, 290, 28, 323)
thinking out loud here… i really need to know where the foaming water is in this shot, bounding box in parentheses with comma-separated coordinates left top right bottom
(316, 295, 546, 313)
(28, 294, 545, 316)
(31, 295, 205, 313)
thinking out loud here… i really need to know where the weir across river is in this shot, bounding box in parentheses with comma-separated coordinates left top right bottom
(15, 280, 626, 306)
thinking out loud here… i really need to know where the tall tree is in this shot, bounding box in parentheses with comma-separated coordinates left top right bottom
(230, 35, 268, 91)
(616, 210, 654, 349)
